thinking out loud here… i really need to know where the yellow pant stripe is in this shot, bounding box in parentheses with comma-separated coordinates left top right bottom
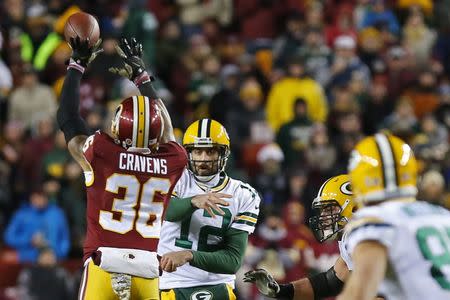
(160, 289, 176, 300)
(226, 284, 236, 300)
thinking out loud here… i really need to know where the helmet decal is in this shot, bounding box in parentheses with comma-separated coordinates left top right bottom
(340, 182, 352, 195)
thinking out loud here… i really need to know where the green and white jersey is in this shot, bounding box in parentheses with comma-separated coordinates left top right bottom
(158, 169, 260, 289)
(342, 200, 450, 300)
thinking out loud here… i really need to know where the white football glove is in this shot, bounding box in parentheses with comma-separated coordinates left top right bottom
(243, 268, 280, 298)
(111, 272, 131, 300)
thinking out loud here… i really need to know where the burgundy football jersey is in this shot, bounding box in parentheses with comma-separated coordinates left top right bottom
(82, 131, 187, 262)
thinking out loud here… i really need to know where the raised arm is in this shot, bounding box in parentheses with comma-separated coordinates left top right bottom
(56, 37, 102, 171)
(110, 37, 175, 143)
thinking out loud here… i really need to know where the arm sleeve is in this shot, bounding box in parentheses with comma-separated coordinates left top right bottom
(165, 197, 196, 222)
(137, 78, 158, 99)
(190, 228, 248, 274)
(56, 68, 90, 143)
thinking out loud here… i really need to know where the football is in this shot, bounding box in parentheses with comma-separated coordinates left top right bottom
(64, 12, 100, 47)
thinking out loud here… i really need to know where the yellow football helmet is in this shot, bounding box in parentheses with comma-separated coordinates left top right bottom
(348, 133, 417, 207)
(183, 119, 230, 176)
(309, 174, 354, 242)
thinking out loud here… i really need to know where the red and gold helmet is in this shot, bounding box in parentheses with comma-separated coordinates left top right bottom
(111, 96, 163, 150)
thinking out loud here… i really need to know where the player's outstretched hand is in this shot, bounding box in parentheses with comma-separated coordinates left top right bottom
(111, 272, 131, 300)
(109, 37, 146, 81)
(191, 193, 231, 218)
(68, 36, 103, 67)
(243, 269, 280, 298)
(160, 250, 193, 273)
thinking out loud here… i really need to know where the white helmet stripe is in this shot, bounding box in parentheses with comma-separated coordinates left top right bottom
(200, 119, 208, 138)
(132, 96, 138, 147)
(375, 133, 397, 192)
(143, 96, 150, 148)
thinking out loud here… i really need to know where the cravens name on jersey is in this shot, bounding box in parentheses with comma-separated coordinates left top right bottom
(119, 152, 168, 174)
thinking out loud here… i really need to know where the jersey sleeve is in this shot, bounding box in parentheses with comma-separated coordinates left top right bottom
(172, 169, 189, 197)
(342, 216, 397, 258)
(231, 183, 261, 234)
(82, 133, 97, 164)
(160, 141, 188, 172)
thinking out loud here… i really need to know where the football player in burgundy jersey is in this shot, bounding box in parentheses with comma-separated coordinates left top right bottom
(57, 37, 187, 300)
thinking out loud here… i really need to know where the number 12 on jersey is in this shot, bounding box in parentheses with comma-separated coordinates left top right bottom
(100, 173, 171, 238)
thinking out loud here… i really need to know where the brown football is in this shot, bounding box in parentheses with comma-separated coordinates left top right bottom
(64, 12, 100, 47)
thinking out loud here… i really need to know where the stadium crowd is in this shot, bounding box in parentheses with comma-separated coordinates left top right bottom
(0, 0, 449, 299)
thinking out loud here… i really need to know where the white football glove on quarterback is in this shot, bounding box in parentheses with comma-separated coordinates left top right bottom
(111, 272, 131, 300)
(243, 268, 280, 298)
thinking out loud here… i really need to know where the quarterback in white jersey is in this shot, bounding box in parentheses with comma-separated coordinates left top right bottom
(158, 119, 261, 300)
(338, 133, 450, 300)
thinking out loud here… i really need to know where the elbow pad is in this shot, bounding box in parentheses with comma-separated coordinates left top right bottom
(308, 266, 344, 299)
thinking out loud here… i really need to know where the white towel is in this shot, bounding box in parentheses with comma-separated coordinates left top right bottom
(96, 247, 160, 279)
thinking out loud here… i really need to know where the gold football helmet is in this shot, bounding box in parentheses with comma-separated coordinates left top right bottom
(309, 174, 354, 242)
(183, 119, 230, 176)
(348, 133, 417, 207)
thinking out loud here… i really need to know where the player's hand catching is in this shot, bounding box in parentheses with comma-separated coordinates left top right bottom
(111, 272, 131, 300)
(109, 37, 146, 81)
(243, 269, 280, 298)
(160, 250, 193, 273)
(191, 193, 231, 218)
(68, 36, 103, 67)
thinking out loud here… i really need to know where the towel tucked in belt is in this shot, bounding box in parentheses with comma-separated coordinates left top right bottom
(93, 247, 160, 278)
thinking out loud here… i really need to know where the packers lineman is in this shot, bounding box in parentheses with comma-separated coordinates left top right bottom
(244, 174, 359, 299)
(337, 133, 450, 300)
(157, 119, 261, 300)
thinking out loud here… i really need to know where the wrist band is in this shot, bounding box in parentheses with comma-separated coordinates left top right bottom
(67, 59, 85, 73)
(133, 71, 151, 87)
(277, 283, 294, 299)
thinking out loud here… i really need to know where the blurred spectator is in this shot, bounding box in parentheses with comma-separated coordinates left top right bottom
(402, 68, 439, 119)
(177, 0, 233, 37)
(155, 19, 186, 85)
(360, 0, 400, 36)
(234, 0, 285, 40)
(20, 12, 62, 72)
(40, 131, 70, 182)
(297, 27, 331, 85)
(418, 170, 446, 206)
(357, 27, 385, 74)
(381, 97, 419, 140)
(325, 4, 357, 48)
(209, 64, 240, 125)
(304, 1, 324, 29)
(8, 65, 56, 129)
(273, 11, 305, 68)
(279, 201, 316, 282)
(362, 77, 394, 134)
(402, 8, 436, 68)
(413, 114, 449, 165)
(187, 54, 221, 119)
(326, 35, 371, 92)
(17, 247, 73, 300)
(121, 0, 159, 67)
(253, 143, 287, 213)
(227, 78, 268, 160)
(305, 123, 337, 176)
(20, 117, 55, 185)
(60, 161, 86, 256)
(276, 98, 313, 167)
(266, 55, 328, 132)
(385, 46, 416, 100)
(4, 188, 70, 263)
